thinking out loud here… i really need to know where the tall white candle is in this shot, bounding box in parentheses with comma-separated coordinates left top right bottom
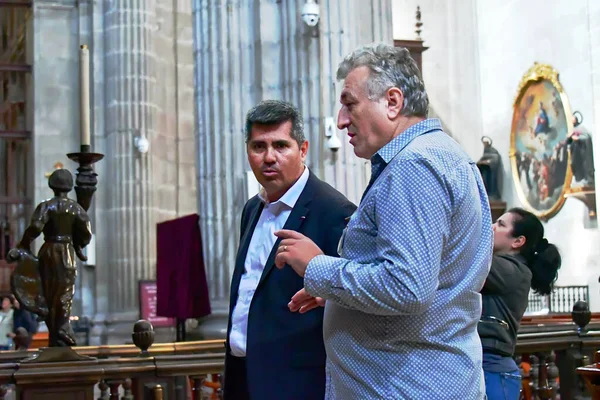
(80, 45, 91, 147)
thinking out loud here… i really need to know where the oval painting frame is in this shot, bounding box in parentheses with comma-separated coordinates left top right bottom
(509, 63, 574, 220)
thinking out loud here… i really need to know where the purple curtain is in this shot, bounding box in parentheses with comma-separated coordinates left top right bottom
(156, 214, 211, 319)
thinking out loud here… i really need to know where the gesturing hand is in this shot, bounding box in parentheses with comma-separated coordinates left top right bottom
(274, 229, 323, 278)
(288, 288, 325, 314)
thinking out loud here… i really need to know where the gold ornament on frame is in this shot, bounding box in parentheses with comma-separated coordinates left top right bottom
(509, 63, 574, 220)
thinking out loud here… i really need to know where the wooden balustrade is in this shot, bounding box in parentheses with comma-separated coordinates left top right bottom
(0, 319, 227, 399)
(576, 350, 600, 399)
(0, 309, 592, 399)
(0, 339, 226, 363)
(0, 352, 225, 399)
(516, 305, 600, 400)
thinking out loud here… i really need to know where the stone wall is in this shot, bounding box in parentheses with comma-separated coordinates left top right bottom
(31, 0, 196, 344)
(191, 0, 393, 338)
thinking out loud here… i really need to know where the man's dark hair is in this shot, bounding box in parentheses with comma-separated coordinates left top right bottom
(245, 100, 305, 147)
(48, 169, 74, 193)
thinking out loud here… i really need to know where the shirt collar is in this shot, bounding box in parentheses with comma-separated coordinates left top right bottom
(258, 166, 309, 209)
(374, 118, 443, 164)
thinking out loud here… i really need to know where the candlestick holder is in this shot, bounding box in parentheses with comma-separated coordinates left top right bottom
(67, 145, 104, 212)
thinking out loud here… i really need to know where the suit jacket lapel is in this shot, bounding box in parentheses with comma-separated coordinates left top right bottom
(257, 173, 316, 287)
(229, 200, 264, 312)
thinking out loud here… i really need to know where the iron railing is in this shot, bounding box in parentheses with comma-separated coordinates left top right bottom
(526, 285, 590, 315)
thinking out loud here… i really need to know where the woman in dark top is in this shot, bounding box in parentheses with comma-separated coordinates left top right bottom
(479, 207, 561, 400)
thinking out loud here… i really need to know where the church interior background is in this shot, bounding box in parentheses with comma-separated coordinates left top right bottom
(0, 0, 599, 346)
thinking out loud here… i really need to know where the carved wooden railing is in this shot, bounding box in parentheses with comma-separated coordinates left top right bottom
(515, 303, 600, 400)
(0, 352, 225, 399)
(577, 349, 600, 399)
(0, 339, 226, 362)
(0, 321, 227, 400)
(0, 308, 595, 399)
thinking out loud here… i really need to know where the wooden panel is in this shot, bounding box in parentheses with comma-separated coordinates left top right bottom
(18, 384, 93, 400)
(0, 130, 31, 139)
(0, 64, 31, 72)
(393, 39, 429, 73)
(0, 1, 33, 7)
(29, 332, 49, 349)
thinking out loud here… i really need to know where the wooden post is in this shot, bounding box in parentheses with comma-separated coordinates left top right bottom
(152, 384, 164, 400)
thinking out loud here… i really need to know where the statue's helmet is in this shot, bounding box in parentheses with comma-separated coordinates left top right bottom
(48, 169, 74, 193)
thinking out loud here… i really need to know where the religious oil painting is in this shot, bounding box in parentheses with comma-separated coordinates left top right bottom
(510, 63, 573, 220)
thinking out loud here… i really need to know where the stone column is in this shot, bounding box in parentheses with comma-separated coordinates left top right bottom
(100, 0, 158, 342)
(192, 0, 393, 339)
(192, 0, 257, 337)
(320, 0, 394, 204)
(30, 0, 196, 344)
(86, 0, 196, 344)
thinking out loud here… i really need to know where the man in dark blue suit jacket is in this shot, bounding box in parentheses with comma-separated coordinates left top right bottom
(223, 100, 356, 400)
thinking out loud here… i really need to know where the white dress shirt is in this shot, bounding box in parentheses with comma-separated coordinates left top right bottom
(229, 167, 309, 357)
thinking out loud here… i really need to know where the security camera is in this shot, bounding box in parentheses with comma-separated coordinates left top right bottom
(324, 116, 341, 152)
(327, 133, 342, 152)
(301, 0, 320, 27)
(134, 136, 150, 154)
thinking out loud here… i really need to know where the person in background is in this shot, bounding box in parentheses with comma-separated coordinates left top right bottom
(8, 296, 38, 349)
(0, 296, 14, 350)
(479, 207, 561, 400)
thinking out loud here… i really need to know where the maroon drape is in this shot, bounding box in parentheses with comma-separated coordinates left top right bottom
(156, 214, 211, 319)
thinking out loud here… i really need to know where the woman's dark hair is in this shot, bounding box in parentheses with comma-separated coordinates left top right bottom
(508, 207, 561, 295)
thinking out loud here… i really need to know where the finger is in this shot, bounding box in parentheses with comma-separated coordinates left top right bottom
(289, 297, 316, 312)
(274, 229, 305, 240)
(299, 297, 326, 313)
(288, 299, 314, 312)
(288, 297, 314, 312)
(278, 238, 296, 247)
(299, 301, 320, 313)
(290, 288, 312, 303)
(274, 252, 287, 269)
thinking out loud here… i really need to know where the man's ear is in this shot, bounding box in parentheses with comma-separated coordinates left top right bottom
(300, 140, 309, 160)
(386, 87, 404, 119)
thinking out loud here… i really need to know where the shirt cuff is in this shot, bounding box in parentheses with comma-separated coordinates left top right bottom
(304, 254, 339, 298)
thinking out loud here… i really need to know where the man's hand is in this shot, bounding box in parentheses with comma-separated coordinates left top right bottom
(274, 230, 323, 277)
(288, 288, 325, 313)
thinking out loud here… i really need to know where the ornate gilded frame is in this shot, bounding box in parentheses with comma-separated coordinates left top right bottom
(509, 63, 574, 220)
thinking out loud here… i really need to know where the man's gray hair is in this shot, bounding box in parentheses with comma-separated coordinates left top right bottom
(245, 100, 305, 146)
(336, 43, 429, 117)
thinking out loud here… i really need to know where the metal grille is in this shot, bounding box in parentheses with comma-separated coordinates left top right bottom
(525, 285, 590, 315)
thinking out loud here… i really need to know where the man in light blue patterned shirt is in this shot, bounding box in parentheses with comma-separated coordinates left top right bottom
(275, 44, 493, 399)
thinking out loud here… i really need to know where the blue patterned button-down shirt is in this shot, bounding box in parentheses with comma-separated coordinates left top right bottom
(305, 119, 493, 399)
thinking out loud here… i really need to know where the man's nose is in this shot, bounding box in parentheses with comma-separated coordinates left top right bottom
(264, 147, 276, 163)
(337, 107, 350, 130)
